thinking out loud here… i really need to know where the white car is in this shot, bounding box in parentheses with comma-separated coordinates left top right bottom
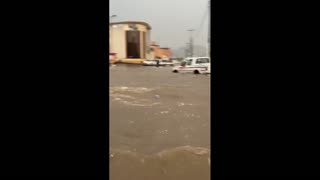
(143, 59, 174, 66)
(143, 60, 157, 66)
(160, 60, 174, 66)
(172, 57, 210, 74)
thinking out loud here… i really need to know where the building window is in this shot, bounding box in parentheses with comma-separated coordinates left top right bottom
(126, 31, 141, 58)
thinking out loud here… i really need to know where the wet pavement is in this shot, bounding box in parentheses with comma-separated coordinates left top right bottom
(110, 64, 211, 180)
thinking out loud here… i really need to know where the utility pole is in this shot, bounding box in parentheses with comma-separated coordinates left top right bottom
(185, 43, 189, 57)
(187, 29, 195, 57)
(208, 0, 211, 57)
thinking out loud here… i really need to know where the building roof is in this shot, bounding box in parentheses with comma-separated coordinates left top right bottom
(109, 21, 152, 30)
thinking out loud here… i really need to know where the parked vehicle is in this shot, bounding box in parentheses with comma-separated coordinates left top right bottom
(143, 60, 157, 66)
(160, 59, 174, 66)
(172, 57, 210, 74)
(143, 59, 174, 66)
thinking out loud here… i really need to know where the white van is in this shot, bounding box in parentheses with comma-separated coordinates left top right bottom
(172, 57, 210, 74)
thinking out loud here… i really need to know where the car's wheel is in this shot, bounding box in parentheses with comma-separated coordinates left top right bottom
(194, 70, 200, 74)
(173, 70, 178, 73)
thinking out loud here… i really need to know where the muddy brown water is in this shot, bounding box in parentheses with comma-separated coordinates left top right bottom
(110, 64, 211, 180)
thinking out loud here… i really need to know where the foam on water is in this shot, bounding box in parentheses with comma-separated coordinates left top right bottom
(110, 86, 160, 107)
(110, 86, 154, 93)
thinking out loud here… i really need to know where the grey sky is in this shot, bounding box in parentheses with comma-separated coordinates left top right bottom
(110, 0, 209, 49)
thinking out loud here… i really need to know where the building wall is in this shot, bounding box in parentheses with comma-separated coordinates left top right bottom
(109, 25, 126, 58)
(156, 48, 171, 59)
(145, 30, 153, 60)
(109, 23, 151, 60)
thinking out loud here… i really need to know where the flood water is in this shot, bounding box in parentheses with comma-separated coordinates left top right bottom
(110, 64, 211, 180)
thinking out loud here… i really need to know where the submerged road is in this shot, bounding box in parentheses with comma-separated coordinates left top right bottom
(110, 64, 211, 180)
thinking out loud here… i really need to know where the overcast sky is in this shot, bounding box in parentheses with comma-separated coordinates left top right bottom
(110, 0, 209, 49)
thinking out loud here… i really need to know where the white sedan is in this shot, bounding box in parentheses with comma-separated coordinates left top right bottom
(143, 60, 174, 66)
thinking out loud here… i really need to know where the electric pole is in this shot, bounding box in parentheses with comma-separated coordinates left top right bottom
(185, 43, 189, 57)
(187, 29, 195, 57)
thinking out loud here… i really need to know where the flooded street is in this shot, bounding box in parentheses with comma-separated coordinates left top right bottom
(110, 64, 211, 180)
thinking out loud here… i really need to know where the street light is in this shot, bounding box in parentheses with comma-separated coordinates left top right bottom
(110, 15, 117, 23)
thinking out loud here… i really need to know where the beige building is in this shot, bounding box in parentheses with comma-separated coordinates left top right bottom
(109, 21, 152, 64)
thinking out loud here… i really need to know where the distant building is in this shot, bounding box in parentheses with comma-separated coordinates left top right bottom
(109, 21, 153, 64)
(149, 41, 172, 60)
